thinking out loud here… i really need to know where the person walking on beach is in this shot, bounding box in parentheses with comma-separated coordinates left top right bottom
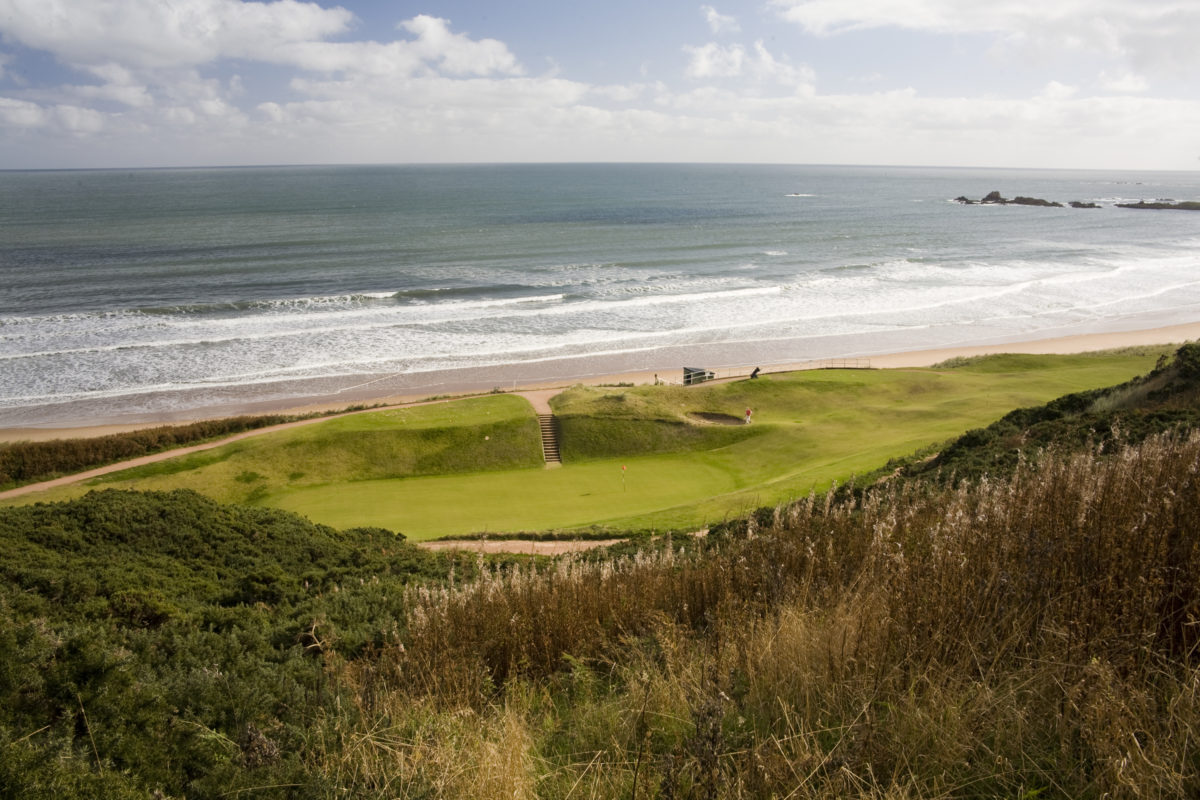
(745, 407, 752, 424)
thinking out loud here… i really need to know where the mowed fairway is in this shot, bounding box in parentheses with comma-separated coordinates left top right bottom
(6, 349, 1169, 538)
(270, 454, 740, 536)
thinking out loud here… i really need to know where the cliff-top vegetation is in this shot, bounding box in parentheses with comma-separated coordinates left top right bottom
(0, 344, 1198, 797)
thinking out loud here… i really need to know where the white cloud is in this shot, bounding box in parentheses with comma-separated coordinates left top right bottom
(701, 5, 740, 34)
(590, 83, 651, 103)
(1100, 71, 1148, 94)
(685, 40, 815, 90)
(0, 3, 527, 158)
(0, 96, 45, 127)
(51, 103, 105, 133)
(771, 0, 1126, 38)
(0, 96, 105, 133)
(0, 2, 523, 80)
(0, 0, 354, 69)
(1, 0, 1197, 169)
(8, 70, 1200, 169)
(1039, 81, 1077, 101)
(750, 42, 816, 88)
(684, 42, 746, 78)
(398, 15, 522, 76)
(69, 64, 153, 107)
(770, 0, 1200, 74)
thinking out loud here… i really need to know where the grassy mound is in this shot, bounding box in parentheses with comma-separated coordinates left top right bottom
(907, 344, 1200, 484)
(551, 384, 761, 460)
(45, 394, 543, 507)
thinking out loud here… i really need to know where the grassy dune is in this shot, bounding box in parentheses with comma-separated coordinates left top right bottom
(4, 348, 1169, 538)
(13, 393, 540, 503)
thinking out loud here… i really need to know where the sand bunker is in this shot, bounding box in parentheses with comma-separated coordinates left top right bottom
(687, 412, 745, 426)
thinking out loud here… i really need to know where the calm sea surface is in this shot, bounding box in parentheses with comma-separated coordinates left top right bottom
(2, 163, 1199, 426)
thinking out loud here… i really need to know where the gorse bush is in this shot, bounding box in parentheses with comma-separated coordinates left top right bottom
(0, 489, 492, 799)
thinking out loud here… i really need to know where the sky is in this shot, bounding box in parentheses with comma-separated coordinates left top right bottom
(1, 0, 1199, 170)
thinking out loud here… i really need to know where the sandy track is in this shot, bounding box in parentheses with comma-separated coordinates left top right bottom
(0, 390, 565, 501)
(419, 538, 623, 555)
(0, 415, 348, 500)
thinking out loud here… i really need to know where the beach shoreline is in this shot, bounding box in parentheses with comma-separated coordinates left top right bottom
(4, 319, 1198, 444)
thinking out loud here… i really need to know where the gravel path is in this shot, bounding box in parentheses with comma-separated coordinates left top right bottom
(419, 538, 622, 555)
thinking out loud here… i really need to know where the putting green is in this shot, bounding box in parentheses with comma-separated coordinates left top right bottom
(266, 454, 745, 536)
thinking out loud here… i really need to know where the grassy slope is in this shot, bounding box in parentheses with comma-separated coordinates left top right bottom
(906, 345, 1200, 484)
(10, 394, 540, 505)
(587, 351, 1171, 530)
(3, 349, 1168, 539)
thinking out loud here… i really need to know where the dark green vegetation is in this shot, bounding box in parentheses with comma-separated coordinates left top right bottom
(1, 346, 1198, 797)
(0, 489, 489, 798)
(907, 347, 1200, 484)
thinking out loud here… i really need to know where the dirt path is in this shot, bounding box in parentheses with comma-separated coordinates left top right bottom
(420, 538, 622, 555)
(0, 415, 355, 500)
(1, 389, 568, 502)
(515, 389, 559, 415)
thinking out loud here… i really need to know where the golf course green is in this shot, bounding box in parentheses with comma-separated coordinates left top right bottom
(5, 349, 1168, 538)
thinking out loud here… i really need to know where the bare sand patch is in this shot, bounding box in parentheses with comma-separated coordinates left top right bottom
(420, 538, 623, 555)
(687, 411, 745, 425)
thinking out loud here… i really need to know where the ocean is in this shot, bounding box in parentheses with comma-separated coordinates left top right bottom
(2, 163, 1199, 428)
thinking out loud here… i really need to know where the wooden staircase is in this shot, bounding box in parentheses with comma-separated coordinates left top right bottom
(538, 414, 561, 467)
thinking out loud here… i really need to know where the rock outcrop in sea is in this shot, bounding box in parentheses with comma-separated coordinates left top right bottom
(954, 191, 1066, 207)
(956, 192, 1200, 211)
(1114, 200, 1200, 211)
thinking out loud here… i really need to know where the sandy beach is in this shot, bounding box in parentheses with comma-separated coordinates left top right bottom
(3, 320, 1198, 444)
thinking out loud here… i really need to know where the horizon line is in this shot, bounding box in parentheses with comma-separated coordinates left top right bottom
(3, 160, 1197, 175)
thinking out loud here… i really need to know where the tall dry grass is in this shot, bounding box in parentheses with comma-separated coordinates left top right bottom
(317, 430, 1200, 798)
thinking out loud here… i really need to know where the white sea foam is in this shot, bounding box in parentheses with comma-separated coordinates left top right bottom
(4, 163, 1200, 425)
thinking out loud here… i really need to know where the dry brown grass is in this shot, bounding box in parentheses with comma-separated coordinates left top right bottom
(315, 430, 1200, 798)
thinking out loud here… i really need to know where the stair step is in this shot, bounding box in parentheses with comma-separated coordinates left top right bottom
(537, 413, 562, 464)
